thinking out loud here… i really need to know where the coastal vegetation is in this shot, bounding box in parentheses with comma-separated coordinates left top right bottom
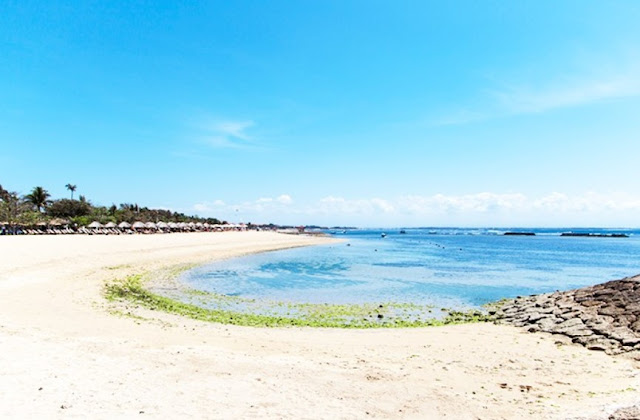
(0, 183, 222, 228)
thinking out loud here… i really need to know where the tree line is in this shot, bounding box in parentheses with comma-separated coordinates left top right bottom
(0, 183, 224, 227)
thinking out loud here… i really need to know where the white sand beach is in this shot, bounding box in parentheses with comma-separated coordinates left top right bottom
(0, 231, 638, 419)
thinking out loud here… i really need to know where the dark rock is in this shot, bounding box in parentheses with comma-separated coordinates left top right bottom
(626, 304, 640, 313)
(608, 405, 640, 420)
(563, 327, 594, 338)
(526, 312, 547, 323)
(579, 299, 602, 307)
(620, 334, 640, 346)
(588, 323, 614, 337)
(554, 318, 584, 330)
(493, 275, 640, 356)
(594, 289, 617, 297)
(538, 306, 556, 314)
(537, 318, 559, 330)
(599, 305, 626, 316)
(586, 339, 609, 351)
(559, 311, 581, 320)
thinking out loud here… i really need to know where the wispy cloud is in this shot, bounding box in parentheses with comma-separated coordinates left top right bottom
(213, 121, 253, 140)
(490, 75, 640, 115)
(432, 57, 640, 126)
(197, 119, 257, 149)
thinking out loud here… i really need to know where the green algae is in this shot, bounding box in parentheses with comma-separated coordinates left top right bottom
(105, 273, 491, 328)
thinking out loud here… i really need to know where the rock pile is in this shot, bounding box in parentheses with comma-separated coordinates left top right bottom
(493, 275, 640, 358)
(608, 405, 640, 420)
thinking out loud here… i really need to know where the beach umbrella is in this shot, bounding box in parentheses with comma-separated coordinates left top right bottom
(49, 218, 69, 226)
(168, 222, 178, 229)
(188, 222, 196, 227)
(118, 221, 132, 229)
(195, 222, 204, 228)
(156, 221, 169, 229)
(87, 221, 103, 229)
(145, 222, 157, 229)
(104, 222, 117, 228)
(132, 221, 145, 229)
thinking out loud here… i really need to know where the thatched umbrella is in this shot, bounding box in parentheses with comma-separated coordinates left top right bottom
(49, 218, 69, 226)
(132, 221, 145, 229)
(156, 221, 169, 229)
(104, 222, 117, 228)
(118, 221, 132, 229)
(87, 221, 103, 229)
(144, 222, 157, 229)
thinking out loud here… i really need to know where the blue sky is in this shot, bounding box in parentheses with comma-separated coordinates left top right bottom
(2, 1, 640, 227)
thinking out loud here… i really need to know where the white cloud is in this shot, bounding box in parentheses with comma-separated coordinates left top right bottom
(371, 198, 394, 213)
(192, 192, 640, 227)
(426, 192, 527, 213)
(533, 191, 640, 214)
(276, 194, 293, 205)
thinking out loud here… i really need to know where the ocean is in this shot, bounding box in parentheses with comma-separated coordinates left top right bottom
(176, 228, 640, 310)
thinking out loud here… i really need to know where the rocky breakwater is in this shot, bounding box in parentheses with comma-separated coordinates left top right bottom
(493, 275, 640, 358)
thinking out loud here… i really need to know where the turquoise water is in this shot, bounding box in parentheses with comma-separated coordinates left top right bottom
(177, 228, 640, 310)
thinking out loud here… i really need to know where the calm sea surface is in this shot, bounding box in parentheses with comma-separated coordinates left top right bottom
(178, 228, 640, 309)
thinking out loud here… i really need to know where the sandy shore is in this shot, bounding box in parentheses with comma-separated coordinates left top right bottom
(0, 232, 638, 419)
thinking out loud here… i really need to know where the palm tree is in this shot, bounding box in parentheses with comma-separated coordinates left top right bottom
(25, 186, 51, 212)
(65, 183, 77, 200)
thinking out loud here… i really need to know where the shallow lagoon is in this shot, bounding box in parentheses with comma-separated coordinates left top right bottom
(174, 228, 640, 311)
